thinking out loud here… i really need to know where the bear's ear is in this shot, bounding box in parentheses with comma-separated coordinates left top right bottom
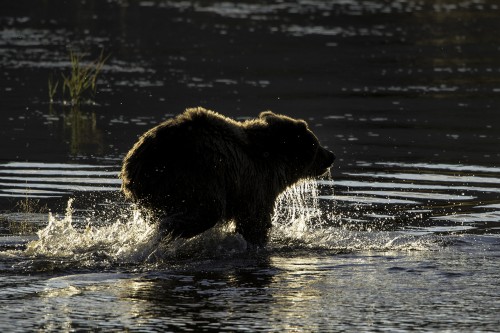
(259, 111, 278, 122)
(259, 111, 291, 126)
(259, 111, 308, 129)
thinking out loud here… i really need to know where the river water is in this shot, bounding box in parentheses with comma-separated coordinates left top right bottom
(1, 0, 500, 331)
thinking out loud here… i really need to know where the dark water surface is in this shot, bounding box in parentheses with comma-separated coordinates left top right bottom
(1, 1, 500, 331)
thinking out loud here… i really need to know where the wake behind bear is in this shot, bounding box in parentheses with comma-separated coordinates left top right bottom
(120, 107, 335, 246)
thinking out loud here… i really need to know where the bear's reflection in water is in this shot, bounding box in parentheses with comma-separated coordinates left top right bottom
(120, 107, 335, 247)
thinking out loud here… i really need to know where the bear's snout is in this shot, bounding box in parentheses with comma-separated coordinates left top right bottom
(323, 148, 335, 167)
(315, 147, 335, 173)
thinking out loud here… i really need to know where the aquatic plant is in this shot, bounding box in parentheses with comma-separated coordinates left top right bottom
(47, 74, 59, 103)
(8, 196, 49, 235)
(49, 50, 108, 105)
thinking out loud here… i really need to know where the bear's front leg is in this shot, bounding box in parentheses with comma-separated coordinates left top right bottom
(234, 210, 273, 247)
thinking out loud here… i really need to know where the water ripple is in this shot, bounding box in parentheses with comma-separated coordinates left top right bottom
(0, 162, 120, 198)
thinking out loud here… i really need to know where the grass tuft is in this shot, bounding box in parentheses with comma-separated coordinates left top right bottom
(8, 196, 49, 235)
(49, 50, 109, 105)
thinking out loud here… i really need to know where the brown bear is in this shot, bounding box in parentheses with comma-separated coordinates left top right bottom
(120, 107, 334, 246)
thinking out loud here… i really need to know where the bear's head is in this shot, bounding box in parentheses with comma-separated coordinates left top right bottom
(257, 111, 335, 180)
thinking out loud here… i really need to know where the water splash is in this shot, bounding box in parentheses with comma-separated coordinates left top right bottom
(272, 179, 325, 237)
(18, 179, 442, 270)
(270, 179, 442, 252)
(22, 198, 249, 267)
(24, 199, 158, 265)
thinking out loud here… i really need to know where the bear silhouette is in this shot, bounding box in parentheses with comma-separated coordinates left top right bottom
(120, 107, 335, 246)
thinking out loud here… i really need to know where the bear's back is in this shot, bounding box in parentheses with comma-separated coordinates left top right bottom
(125, 108, 247, 178)
(149, 108, 245, 153)
(121, 107, 249, 204)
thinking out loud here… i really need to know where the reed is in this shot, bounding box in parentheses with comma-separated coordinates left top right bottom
(48, 74, 59, 103)
(49, 50, 109, 105)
